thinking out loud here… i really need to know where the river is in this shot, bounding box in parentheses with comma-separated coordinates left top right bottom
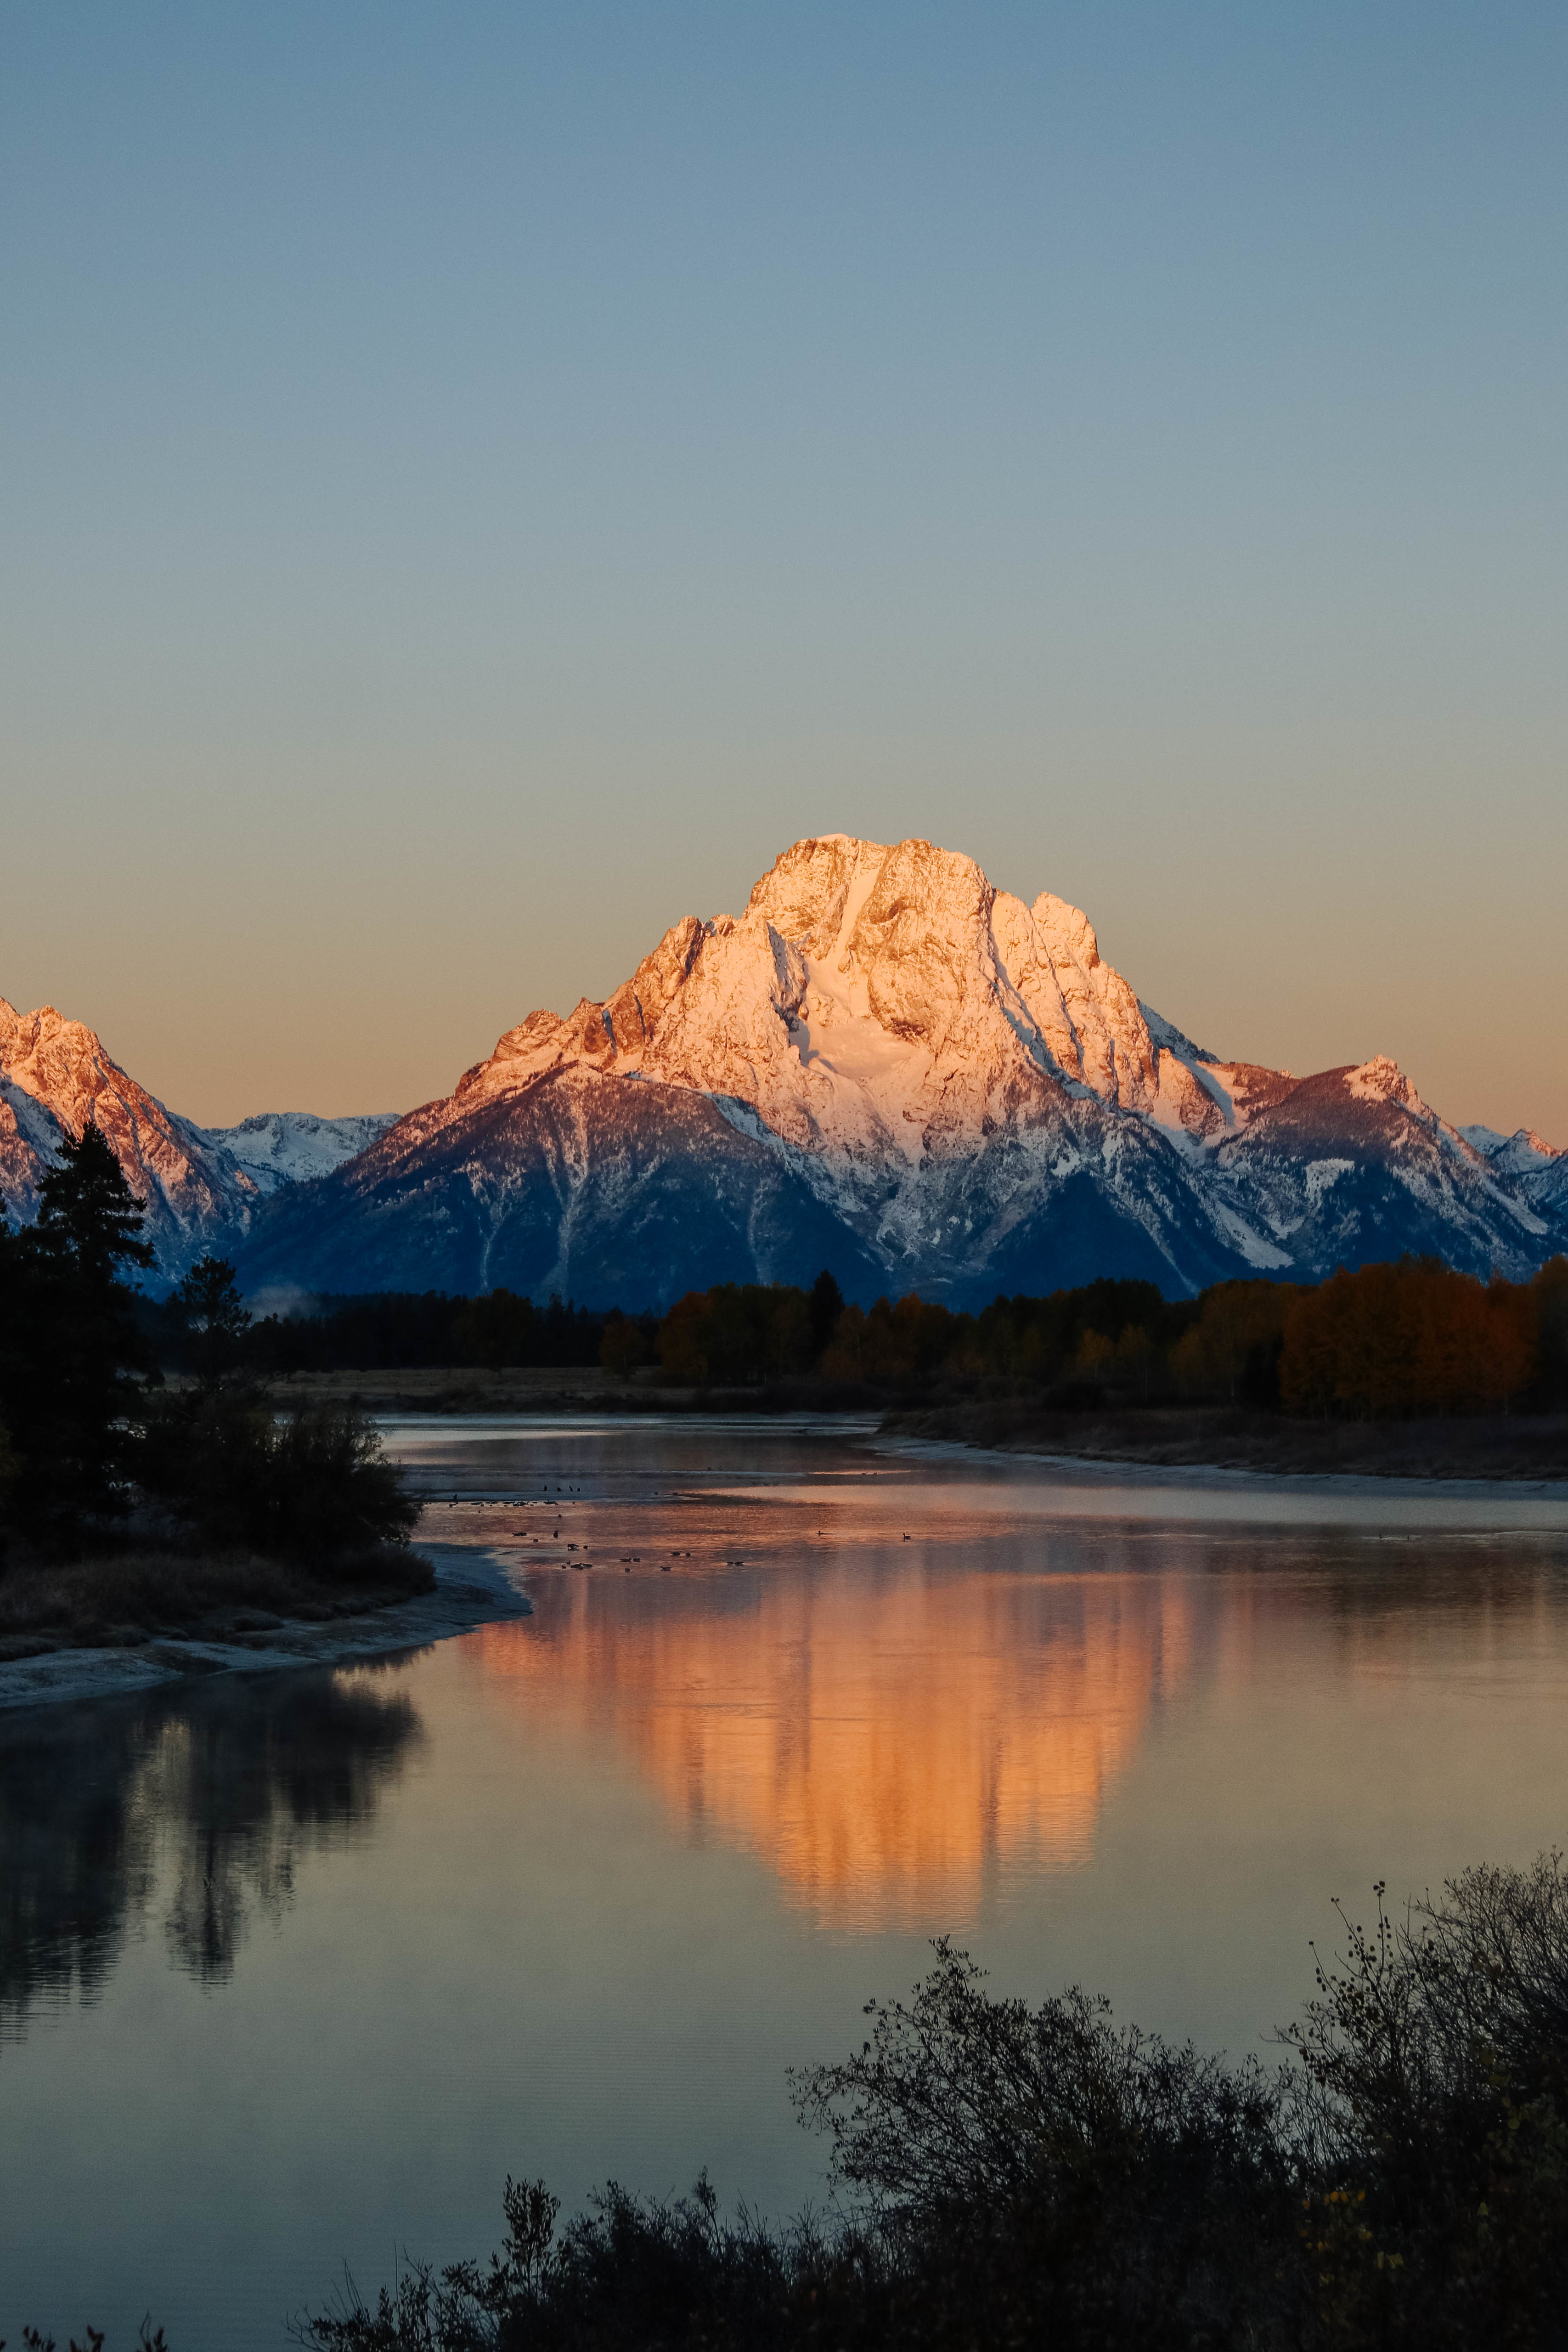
(4, 1416, 1568, 2347)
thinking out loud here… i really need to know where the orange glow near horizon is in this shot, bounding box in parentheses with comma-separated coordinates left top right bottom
(471, 1561, 1194, 1932)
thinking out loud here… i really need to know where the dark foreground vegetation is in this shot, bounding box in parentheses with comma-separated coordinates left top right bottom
(283, 1852, 1568, 2352)
(13, 1854, 1568, 2348)
(0, 1126, 423, 1646)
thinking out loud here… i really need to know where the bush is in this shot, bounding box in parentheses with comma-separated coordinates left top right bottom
(140, 1396, 419, 1562)
(299, 1854, 1568, 2352)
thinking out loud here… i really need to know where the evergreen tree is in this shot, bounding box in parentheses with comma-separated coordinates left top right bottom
(808, 1269, 846, 1361)
(172, 1254, 252, 1393)
(5, 1123, 154, 1540)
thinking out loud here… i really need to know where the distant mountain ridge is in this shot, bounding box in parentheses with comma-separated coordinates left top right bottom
(197, 1108, 400, 1196)
(0, 999, 392, 1282)
(231, 834, 1567, 1308)
(4, 836, 1563, 1305)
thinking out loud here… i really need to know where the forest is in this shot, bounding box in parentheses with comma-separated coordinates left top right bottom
(221, 1257, 1567, 1419)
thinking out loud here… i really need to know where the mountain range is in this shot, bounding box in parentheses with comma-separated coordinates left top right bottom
(4, 836, 1564, 1308)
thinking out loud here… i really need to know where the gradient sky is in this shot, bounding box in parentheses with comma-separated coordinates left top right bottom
(3, 1, 1564, 1136)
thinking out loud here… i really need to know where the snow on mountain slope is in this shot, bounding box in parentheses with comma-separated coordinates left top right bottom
(0, 1000, 397, 1284)
(0, 1069, 67, 1224)
(1460, 1121, 1568, 1220)
(0, 999, 260, 1278)
(235, 834, 1568, 1306)
(12, 836, 1563, 1307)
(233, 1065, 892, 1306)
(1211, 1058, 1556, 1275)
(199, 1109, 399, 1195)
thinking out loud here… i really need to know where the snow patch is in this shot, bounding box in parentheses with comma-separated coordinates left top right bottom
(202, 1108, 400, 1194)
(1305, 1158, 1355, 1203)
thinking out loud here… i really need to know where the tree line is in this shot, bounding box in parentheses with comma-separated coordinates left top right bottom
(141, 1253, 1568, 1419)
(151, 1285, 615, 1378)
(643, 1257, 1568, 1417)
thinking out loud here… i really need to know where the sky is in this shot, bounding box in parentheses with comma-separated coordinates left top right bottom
(3, 0, 1564, 1136)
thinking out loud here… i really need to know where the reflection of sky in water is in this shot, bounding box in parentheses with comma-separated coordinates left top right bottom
(4, 1419, 1568, 2351)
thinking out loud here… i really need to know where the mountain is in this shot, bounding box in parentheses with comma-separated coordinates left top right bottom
(196, 1109, 400, 1195)
(1460, 1124, 1568, 1224)
(232, 835, 1567, 1308)
(0, 1000, 392, 1283)
(9, 837, 1562, 1307)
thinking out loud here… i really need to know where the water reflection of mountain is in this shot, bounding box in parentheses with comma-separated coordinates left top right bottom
(474, 1514, 1568, 1933)
(0, 1668, 421, 2036)
(476, 1553, 1195, 1930)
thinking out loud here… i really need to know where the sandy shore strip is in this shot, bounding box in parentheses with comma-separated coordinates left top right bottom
(0, 1542, 530, 1716)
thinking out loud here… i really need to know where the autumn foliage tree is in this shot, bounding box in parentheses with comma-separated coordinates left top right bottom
(1279, 1259, 1537, 1418)
(658, 1283, 813, 1386)
(1170, 1281, 1298, 1404)
(820, 1293, 960, 1384)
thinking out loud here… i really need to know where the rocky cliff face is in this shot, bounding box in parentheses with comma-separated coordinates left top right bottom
(0, 1000, 393, 1283)
(233, 835, 1567, 1306)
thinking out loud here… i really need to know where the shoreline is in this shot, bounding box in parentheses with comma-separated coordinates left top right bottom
(871, 1431, 1568, 1510)
(373, 1392, 1568, 1497)
(879, 1401, 1568, 1486)
(0, 1541, 530, 1716)
(262, 1370, 1568, 1487)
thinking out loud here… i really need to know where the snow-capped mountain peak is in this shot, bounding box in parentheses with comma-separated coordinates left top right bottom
(10, 833, 1565, 1307)
(0, 997, 400, 1282)
(197, 1109, 400, 1196)
(228, 833, 1566, 1306)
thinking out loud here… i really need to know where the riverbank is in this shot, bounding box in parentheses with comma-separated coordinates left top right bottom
(262, 1366, 883, 1413)
(262, 1369, 1568, 1481)
(882, 1398, 1568, 1481)
(0, 1539, 530, 1713)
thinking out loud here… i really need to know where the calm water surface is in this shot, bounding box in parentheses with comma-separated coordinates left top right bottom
(5, 1418, 1568, 2348)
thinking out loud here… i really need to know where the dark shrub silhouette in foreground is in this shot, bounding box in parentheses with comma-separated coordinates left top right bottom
(296, 1854, 1568, 2351)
